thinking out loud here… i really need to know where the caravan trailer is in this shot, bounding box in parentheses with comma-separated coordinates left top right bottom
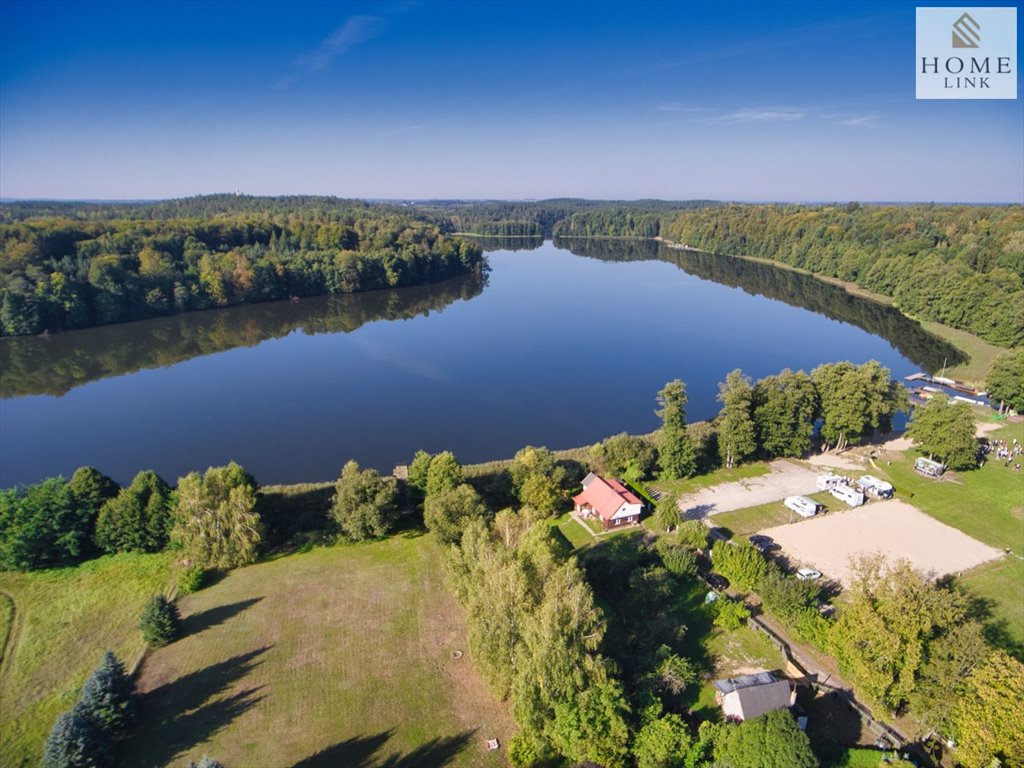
(815, 474, 844, 492)
(784, 496, 820, 518)
(857, 475, 894, 499)
(830, 483, 865, 507)
(914, 457, 946, 478)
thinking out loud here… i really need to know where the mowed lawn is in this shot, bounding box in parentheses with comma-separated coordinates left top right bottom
(876, 420, 1024, 652)
(0, 553, 174, 767)
(118, 534, 514, 768)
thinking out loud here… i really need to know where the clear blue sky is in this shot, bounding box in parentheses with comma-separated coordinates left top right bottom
(1, 0, 1021, 202)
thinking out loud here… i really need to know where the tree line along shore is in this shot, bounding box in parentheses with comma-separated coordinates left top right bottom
(2, 197, 1020, 377)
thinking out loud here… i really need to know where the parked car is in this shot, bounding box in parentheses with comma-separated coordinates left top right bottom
(796, 567, 822, 581)
(705, 573, 730, 592)
(748, 537, 780, 554)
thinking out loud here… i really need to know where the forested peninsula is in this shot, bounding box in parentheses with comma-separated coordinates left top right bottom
(0, 197, 483, 336)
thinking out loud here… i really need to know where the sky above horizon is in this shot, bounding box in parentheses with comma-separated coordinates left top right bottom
(1, 0, 1022, 202)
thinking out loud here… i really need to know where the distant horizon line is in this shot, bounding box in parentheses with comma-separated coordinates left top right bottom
(0, 194, 1020, 207)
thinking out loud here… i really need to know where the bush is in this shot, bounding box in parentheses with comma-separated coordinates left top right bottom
(710, 540, 768, 593)
(675, 520, 710, 551)
(177, 564, 207, 595)
(655, 539, 698, 579)
(713, 597, 751, 630)
(140, 595, 180, 648)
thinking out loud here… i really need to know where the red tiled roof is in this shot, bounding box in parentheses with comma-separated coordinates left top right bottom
(573, 473, 642, 522)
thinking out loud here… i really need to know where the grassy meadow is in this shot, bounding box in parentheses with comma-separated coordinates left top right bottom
(116, 534, 513, 768)
(873, 419, 1024, 655)
(0, 553, 174, 767)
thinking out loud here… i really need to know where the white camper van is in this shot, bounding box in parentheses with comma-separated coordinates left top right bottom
(857, 475, 894, 499)
(815, 474, 843, 492)
(830, 483, 865, 507)
(784, 496, 820, 518)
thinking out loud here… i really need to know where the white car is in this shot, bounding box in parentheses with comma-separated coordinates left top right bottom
(796, 567, 822, 581)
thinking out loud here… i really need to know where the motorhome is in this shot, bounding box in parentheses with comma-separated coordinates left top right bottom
(857, 475, 894, 499)
(815, 474, 844, 492)
(829, 483, 865, 507)
(914, 457, 946, 478)
(784, 496, 820, 518)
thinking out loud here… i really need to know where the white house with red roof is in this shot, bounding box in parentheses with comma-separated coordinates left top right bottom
(572, 472, 644, 530)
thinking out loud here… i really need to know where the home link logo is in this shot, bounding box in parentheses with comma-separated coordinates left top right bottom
(916, 7, 1017, 99)
(951, 12, 980, 48)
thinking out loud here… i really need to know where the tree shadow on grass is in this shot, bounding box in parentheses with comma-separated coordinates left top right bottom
(292, 729, 475, 768)
(118, 647, 270, 767)
(180, 597, 264, 637)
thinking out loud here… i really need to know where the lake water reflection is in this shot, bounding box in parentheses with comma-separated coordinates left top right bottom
(0, 240, 956, 486)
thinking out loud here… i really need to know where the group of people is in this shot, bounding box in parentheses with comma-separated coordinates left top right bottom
(983, 437, 1022, 471)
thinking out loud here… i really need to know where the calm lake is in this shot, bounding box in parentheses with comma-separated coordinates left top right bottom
(0, 239, 960, 487)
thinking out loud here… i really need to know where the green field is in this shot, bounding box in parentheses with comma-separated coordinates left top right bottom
(875, 420, 1024, 653)
(0, 553, 174, 767)
(117, 534, 513, 767)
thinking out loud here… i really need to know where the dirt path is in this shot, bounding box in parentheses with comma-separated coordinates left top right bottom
(677, 460, 821, 520)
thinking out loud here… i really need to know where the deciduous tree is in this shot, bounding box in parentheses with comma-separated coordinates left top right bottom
(423, 483, 487, 545)
(331, 460, 399, 542)
(986, 349, 1024, 412)
(951, 650, 1024, 768)
(907, 395, 978, 470)
(717, 370, 757, 468)
(715, 709, 818, 768)
(173, 462, 263, 569)
(656, 380, 697, 479)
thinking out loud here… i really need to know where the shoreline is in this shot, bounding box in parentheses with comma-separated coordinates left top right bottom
(655, 237, 1007, 385)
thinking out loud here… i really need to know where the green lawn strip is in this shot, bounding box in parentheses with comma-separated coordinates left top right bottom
(711, 502, 794, 537)
(958, 558, 1024, 653)
(652, 462, 770, 497)
(919, 321, 1009, 385)
(551, 513, 594, 551)
(873, 423, 1023, 551)
(117, 536, 512, 768)
(0, 553, 174, 768)
(870, 420, 1024, 651)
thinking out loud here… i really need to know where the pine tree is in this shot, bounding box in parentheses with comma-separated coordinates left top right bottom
(76, 651, 136, 734)
(41, 710, 108, 768)
(140, 595, 180, 648)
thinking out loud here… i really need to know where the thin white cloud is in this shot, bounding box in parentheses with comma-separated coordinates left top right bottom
(655, 102, 712, 113)
(826, 114, 880, 127)
(722, 108, 807, 123)
(275, 15, 385, 90)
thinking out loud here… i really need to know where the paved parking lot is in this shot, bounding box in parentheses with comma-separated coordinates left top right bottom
(677, 460, 821, 520)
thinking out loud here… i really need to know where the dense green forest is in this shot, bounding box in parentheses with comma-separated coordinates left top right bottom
(3, 196, 1021, 348)
(659, 205, 1024, 347)
(0, 197, 483, 336)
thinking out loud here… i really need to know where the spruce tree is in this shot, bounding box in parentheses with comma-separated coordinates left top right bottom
(76, 651, 136, 734)
(41, 710, 107, 768)
(140, 595, 180, 647)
